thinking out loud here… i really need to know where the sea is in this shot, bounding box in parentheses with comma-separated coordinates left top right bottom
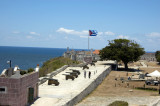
(0, 46, 84, 74)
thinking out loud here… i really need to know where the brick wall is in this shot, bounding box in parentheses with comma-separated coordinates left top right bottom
(0, 72, 39, 106)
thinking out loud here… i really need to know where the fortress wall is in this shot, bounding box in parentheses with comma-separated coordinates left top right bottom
(64, 66, 111, 106)
(38, 65, 68, 85)
(38, 63, 87, 85)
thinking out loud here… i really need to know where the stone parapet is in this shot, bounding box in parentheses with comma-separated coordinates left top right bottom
(64, 66, 111, 106)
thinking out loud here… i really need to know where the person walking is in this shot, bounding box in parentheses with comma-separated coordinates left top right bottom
(84, 70, 86, 78)
(89, 71, 91, 78)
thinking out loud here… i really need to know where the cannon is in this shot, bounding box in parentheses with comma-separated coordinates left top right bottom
(63, 74, 75, 80)
(72, 70, 80, 75)
(92, 60, 97, 63)
(82, 65, 89, 70)
(48, 78, 59, 86)
(90, 62, 95, 66)
(69, 69, 80, 75)
(66, 72, 78, 78)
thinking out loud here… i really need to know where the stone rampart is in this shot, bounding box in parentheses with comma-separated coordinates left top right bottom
(38, 65, 68, 85)
(38, 63, 87, 85)
(64, 66, 111, 106)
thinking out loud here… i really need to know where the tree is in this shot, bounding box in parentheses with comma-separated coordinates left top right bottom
(155, 51, 160, 64)
(100, 39, 145, 70)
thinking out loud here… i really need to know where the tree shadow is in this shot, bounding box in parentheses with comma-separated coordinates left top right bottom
(116, 68, 141, 72)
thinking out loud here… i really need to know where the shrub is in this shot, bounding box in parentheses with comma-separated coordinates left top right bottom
(28, 68, 34, 73)
(39, 57, 80, 77)
(109, 101, 128, 106)
(135, 87, 158, 91)
(20, 71, 27, 75)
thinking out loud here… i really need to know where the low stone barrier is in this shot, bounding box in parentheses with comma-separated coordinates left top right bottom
(69, 63, 87, 67)
(64, 66, 111, 106)
(38, 63, 87, 85)
(47, 65, 68, 78)
(38, 65, 68, 85)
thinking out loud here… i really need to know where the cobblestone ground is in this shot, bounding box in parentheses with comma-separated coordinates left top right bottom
(76, 96, 160, 106)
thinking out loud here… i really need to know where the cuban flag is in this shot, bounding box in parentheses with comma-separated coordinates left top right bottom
(89, 30, 98, 36)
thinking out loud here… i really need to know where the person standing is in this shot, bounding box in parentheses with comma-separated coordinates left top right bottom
(89, 71, 91, 78)
(84, 70, 86, 78)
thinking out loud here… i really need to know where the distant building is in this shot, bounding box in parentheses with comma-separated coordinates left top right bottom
(92, 50, 100, 60)
(0, 65, 39, 105)
(92, 50, 100, 55)
(63, 47, 100, 62)
(140, 53, 156, 61)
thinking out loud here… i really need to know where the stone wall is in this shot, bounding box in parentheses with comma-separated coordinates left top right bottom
(38, 63, 88, 85)
(38, 65, 68, 85)
(0, 72, 39, 106)
(69, 63, 87, 67)
(64, 66, 111, 106)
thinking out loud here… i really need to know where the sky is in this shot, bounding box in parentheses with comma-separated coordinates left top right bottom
(0, 0, 160, 52)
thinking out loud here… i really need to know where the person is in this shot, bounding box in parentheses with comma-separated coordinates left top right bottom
(89, 71, 91, 78)
(84, 70, 86, 78)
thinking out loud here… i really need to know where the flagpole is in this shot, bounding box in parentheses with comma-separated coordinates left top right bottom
(88, 32, 89, 51)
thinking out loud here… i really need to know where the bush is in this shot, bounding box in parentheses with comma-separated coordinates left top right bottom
(109, 101, 128, 106)
(28, 68, 34, 73)
(20, 71, 27, 75)
(135, 87, 158, 91)
(39, 57, 80, 77)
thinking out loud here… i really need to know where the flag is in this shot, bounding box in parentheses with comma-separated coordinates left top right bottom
(89, 30, 98, 36)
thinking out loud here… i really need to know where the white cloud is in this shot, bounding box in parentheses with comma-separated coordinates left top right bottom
(97, 32, 103, 36)
(104, 31, 115, 36)
(64, 36, 68, 39)
(147, 39, 154, 42)
(12, 31, 20, 34)
(147, 32, 160, 37)
(80, 35, 88, 38)
(57, 27, 88, 36)
(30, 32, 40, 36)
(26, 36, 33, 39)
(117, 35, 129, 39)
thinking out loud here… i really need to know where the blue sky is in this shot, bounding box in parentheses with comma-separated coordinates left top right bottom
(0, 0, 160, 51)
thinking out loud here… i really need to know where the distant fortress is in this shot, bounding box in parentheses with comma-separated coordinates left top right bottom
(63, 47, 100, 62)
(140, 53, 156, 61)
(63, 47, 156, 62)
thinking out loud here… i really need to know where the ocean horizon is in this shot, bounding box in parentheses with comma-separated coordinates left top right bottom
(0, 46, 86, 74)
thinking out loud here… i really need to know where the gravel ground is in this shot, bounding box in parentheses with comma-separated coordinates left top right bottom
(76, 61, 160, 106)
(76, 96, 160, 106)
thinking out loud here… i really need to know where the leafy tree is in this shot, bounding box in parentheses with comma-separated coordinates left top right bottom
(100, 39, 145, 70)
(28, 68, 34, 73)
(155, 51, 160, 63)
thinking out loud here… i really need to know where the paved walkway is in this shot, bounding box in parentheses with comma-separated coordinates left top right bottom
(32, 61, 110, 106)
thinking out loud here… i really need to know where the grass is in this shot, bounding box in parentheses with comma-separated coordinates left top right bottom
(39, 57, 80, 77)
(109, 101, 128, 106)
